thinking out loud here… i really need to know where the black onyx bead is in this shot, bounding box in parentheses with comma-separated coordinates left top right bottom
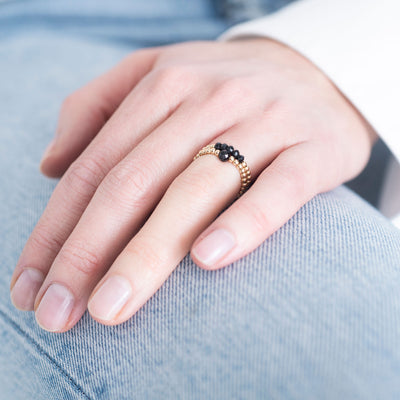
(218, 149, 230, 161)
(215, 142, 222, 150)
(238, 155, 244, 163)
(227, 145, 234, 155)
(232, 150, 239, 158)
(220, 143, 228, 150)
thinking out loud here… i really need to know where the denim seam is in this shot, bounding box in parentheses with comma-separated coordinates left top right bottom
(0, 307, 92, 400)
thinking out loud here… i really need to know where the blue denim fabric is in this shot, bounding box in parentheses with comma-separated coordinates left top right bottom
(0, 0, 229, 44)
(213, 0, 298, 23)
(1, 0, 400, 399)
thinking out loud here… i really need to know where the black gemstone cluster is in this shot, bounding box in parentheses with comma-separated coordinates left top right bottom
(214, 142, 245, 163)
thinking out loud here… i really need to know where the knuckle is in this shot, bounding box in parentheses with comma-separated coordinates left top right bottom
(60, 89, 109, 125)
(151, 64, 198, 90)
(30, 224, 65, 255)
(235, 198, 271, 235)
(124, 240, 167, 275)
(99, 158, 154, 210)
(60, 92, 80, 114)
(272, 161, 310, 199)
(60, 94, 74, 111)
(64, 156, 106, 197)
(124, 48, 149, 64)
(211, 76, 258, 106)
(58, 239, 101, 277)
(172, 165, 217, 199)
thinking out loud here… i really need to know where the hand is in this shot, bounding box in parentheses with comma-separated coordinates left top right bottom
(9, 38, 377, 332)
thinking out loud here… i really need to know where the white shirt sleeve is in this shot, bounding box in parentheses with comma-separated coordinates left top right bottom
(216, 0, 400, 223)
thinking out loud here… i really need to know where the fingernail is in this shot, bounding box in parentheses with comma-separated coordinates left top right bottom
(41, 139, 56, 162)
(35, 283, 74, 332)
(192, 228, 236, 266)
(88, 275, 132, 322)
(10, 268, 44, 311)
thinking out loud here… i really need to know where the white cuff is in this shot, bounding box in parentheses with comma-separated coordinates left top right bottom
(216, 0, 400, 165)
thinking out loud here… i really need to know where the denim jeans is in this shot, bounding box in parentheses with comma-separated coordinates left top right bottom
(1, 0, 400, 399)
(214, 0, 298, 23)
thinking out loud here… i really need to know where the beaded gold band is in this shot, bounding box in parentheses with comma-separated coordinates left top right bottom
(193, 142, 252, 197)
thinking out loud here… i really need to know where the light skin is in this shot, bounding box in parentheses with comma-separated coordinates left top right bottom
(9, 38, 377, 332)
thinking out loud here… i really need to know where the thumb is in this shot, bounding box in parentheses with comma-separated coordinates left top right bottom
(39, 46, 161, 178)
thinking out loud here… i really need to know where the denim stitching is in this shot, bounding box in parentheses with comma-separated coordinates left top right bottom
(0, 307, 92, 400)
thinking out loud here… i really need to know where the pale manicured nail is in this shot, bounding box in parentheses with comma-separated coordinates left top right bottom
(10, 268, 44, 311)
(88, 275, 132, 321)
(35, 283, 74, 332)
(192, 228, 236, 266)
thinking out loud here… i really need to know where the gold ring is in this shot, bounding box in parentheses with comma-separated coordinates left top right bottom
(193, 142, 252, 198)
